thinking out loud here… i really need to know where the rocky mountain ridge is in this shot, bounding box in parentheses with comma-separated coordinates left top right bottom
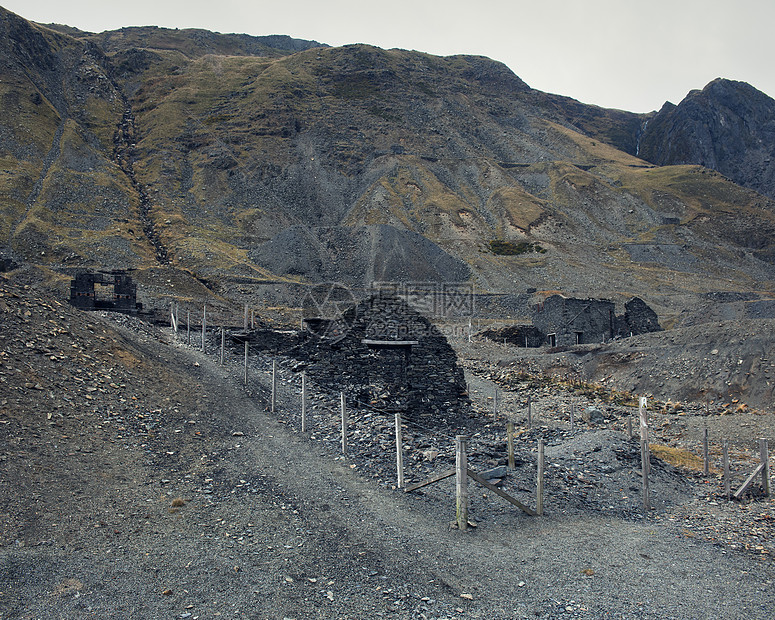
(637, 78, 775, 201)
(0, 6, 774, 327)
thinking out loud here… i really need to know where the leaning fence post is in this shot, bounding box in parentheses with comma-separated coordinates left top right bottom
(639, 396, 651, 511)
(301, 372, 307, 433)
(455, 435, 470, 530)
(537, 439, 545, 516)
(171, 303, 178, 332)
(340, 392, 347, 455)
(761, 438, 770, 497)
(723, 439, 731, 500)
(395, 413, 404, 488)
(507, 421, 515, 470)
(271, 360, 277, 413)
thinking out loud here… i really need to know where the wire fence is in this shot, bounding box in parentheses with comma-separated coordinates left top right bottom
(163, 300, 773, 514)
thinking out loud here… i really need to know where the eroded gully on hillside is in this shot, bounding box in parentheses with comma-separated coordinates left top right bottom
(112, 95, 170, 264)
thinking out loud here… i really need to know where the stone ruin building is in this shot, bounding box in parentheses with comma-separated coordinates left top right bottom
(533, 295, 617, 347)
(483, 295, 662, 348)
(242, 294, 469, 430)
(69, 270, 142, 313)
(309, 294, 468, 428)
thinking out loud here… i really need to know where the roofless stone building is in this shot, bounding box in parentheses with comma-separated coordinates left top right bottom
(301, 294, 469, 430)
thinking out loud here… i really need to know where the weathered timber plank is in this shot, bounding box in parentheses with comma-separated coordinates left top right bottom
(404, 468, 456, 493)
(466, 468, 537, 516)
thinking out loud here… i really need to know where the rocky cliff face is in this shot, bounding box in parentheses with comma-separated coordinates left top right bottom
(637, 79, 775, 200)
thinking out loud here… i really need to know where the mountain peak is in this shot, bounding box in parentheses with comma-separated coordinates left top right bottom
(637, 78, 775, 199)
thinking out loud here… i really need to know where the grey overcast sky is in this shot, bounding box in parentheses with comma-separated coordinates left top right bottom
(2, 0, 773, 113)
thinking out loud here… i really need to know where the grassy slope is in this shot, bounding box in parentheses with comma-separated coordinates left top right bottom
(0, 9, 157, 266)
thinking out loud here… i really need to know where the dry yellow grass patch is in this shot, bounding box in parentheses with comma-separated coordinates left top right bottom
(649, 444, 707, 472)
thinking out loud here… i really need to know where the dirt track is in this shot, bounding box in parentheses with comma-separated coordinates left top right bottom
(1, 278, 775, 619)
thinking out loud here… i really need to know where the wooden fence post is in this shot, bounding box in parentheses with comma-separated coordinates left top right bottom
(243, 341, 248, 385)
(761, 438, 770, 497)
(527, 395, 532, 429)
(723, 439, 730, 500)
(507, 421, 515, 470)
(570, 403, 575, 430)
(703, 427, 710, 476)
(201, 303, 207, 353)
(493, 387, 499, 417)
(627, 416, 633, 439)
(537, 439, 545, 516)
(301, 372, 307, 433)
(340, 392, 347, 455)
(639, 396, 650, 511)
(456, 435, 469, 530)
(395, 413, 404, 488)
(271, 360, 277, 413)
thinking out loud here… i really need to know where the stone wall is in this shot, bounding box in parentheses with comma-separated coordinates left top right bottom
(530, 295, 662, 346)
(69, 271, 140, 313)
(533, 296, 616, 347)
(480, 324, 544, 347)
(615, 297, 663, 336)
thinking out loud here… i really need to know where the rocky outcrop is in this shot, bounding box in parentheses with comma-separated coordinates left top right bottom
(637, 79, 775, 200)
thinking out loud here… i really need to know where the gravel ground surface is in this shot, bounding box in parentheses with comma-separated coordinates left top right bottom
(1, 277, 774, 619)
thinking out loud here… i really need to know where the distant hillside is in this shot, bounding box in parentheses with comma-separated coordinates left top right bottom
(1, 6, 774, 323)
